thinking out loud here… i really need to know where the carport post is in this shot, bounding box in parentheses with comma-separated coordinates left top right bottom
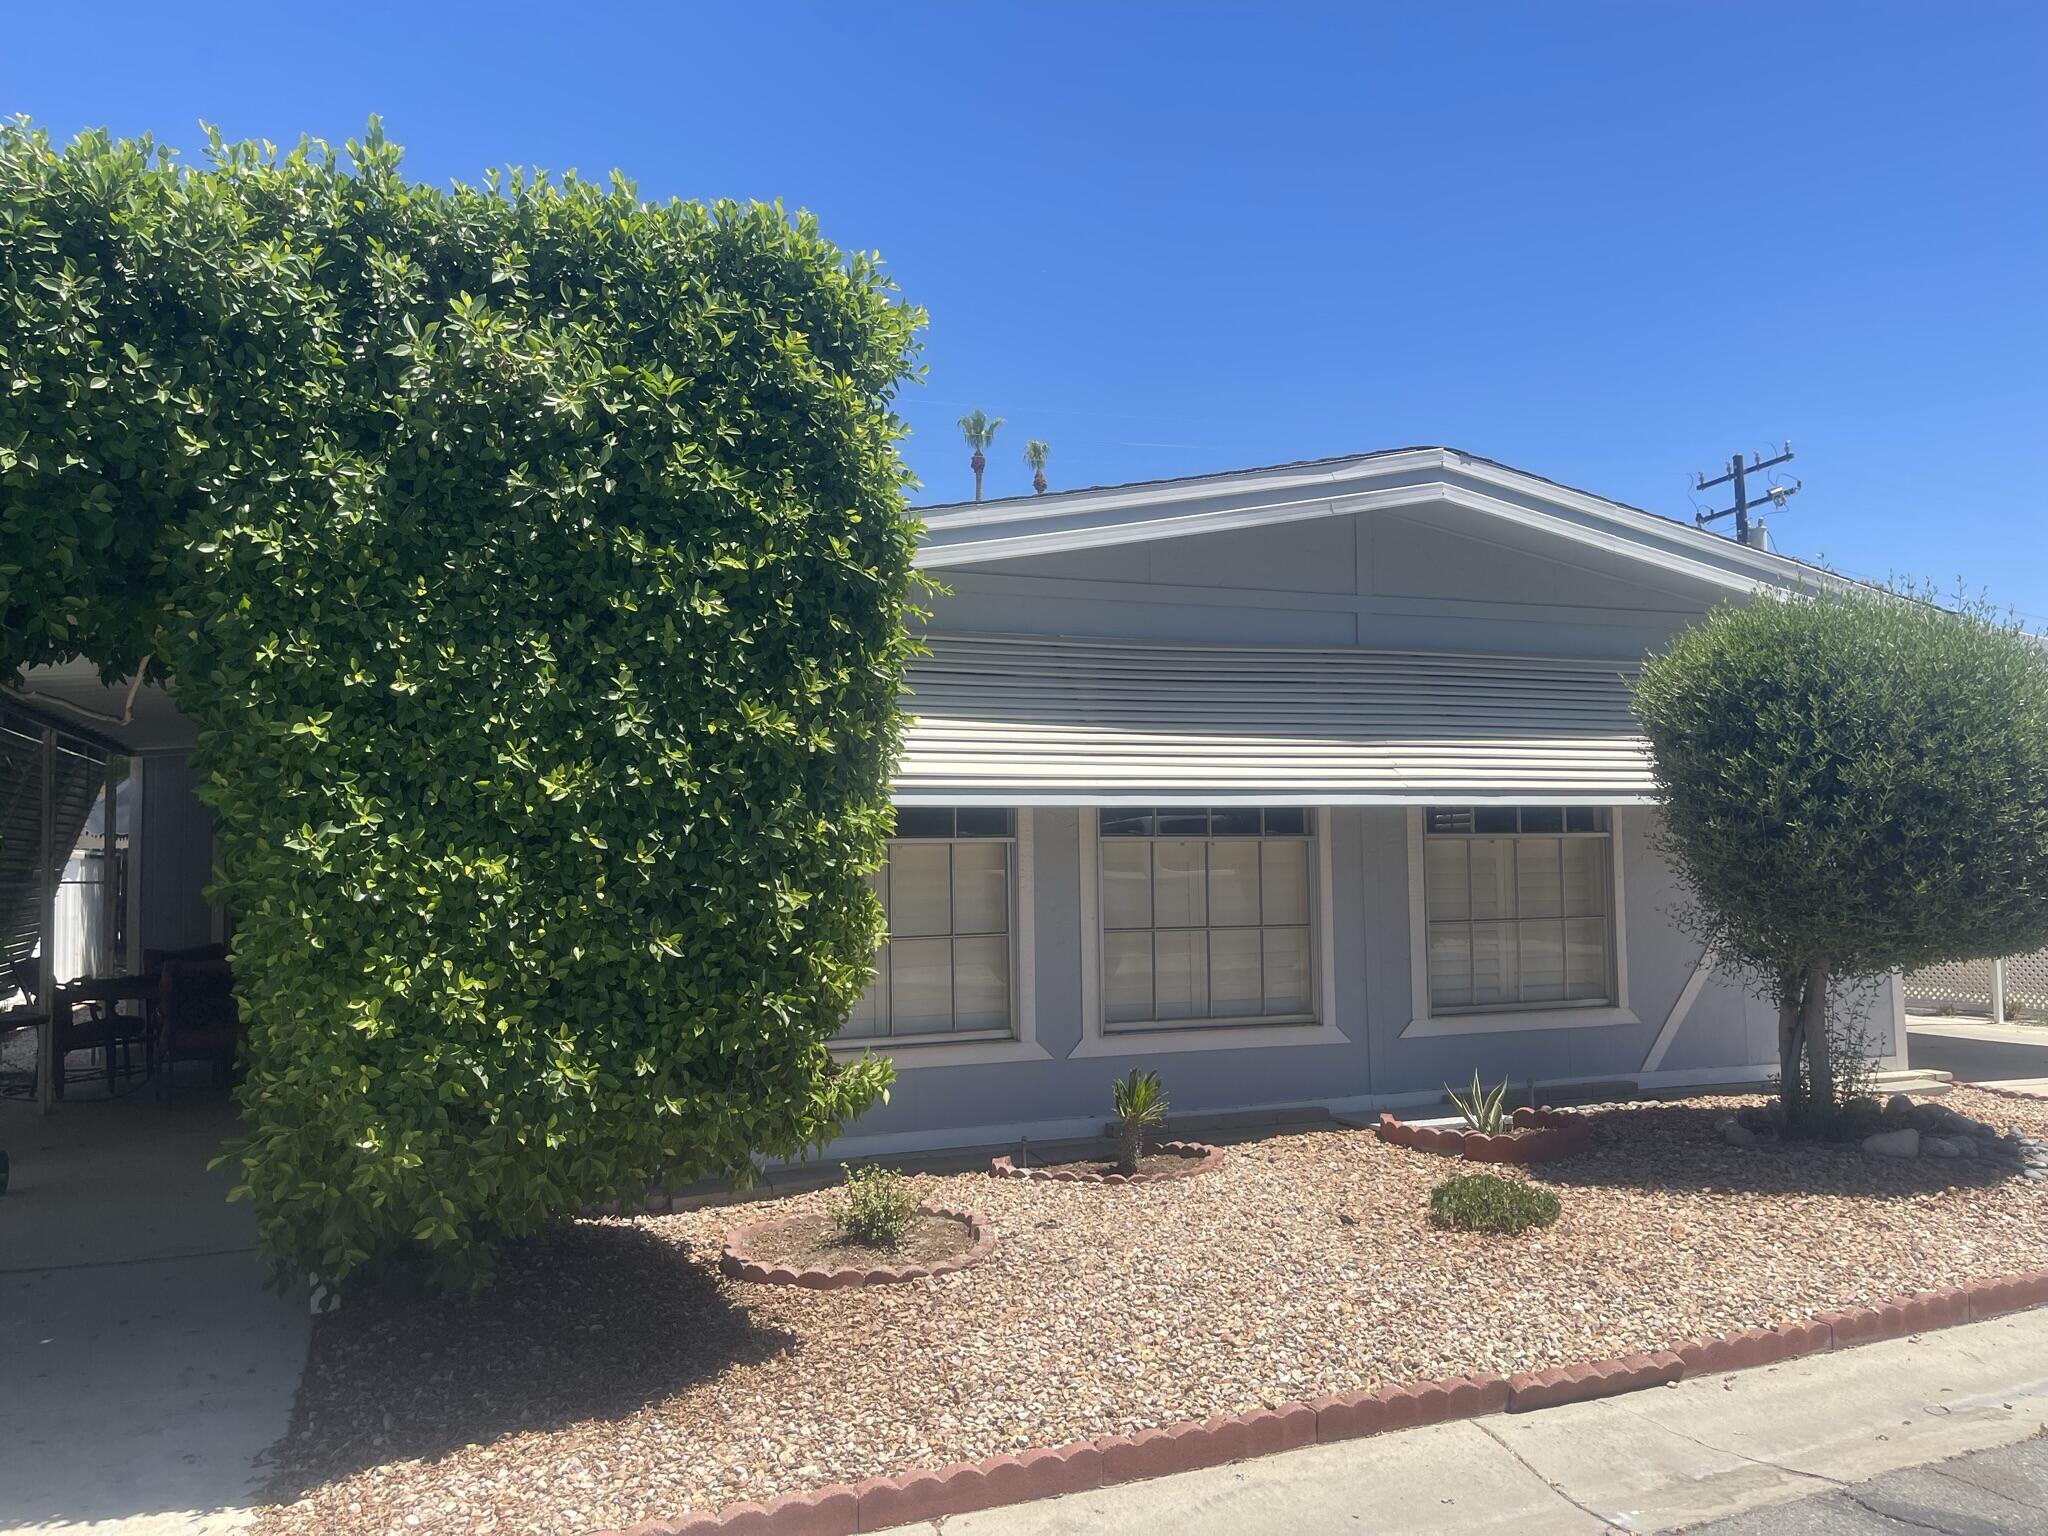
(1992, 957, 2007, 1027)
(36, 726, 56, 1113)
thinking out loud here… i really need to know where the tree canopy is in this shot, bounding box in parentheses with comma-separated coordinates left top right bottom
(1634, 585, 2048, 1113)
(1, 118, 922, 1284)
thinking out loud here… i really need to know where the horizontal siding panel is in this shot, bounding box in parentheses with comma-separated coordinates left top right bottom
(895, 634, 1656, 803)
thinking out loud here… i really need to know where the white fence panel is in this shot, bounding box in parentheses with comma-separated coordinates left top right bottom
(1905, 952, 2048, 1015)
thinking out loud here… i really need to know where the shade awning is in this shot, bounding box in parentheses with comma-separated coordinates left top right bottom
(895, 634, 1656, 806)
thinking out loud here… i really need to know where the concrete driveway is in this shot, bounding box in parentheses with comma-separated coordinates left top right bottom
(0, 1090, 306, 1535)
(1909, 1017, 2048, 1091)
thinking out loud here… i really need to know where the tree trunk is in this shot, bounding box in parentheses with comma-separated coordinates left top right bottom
(1800, 956, 1834, 1111)
(1033, 469, 1047, 495)
(971, 449, 986, 502)
(1776, 966, 1803, 1094)
(1116, 1119, 1142, 1175)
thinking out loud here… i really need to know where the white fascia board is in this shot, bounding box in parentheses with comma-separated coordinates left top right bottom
(915, 445, 1838, 598)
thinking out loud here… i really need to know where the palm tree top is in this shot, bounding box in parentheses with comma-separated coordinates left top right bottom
(1023, 439, 1049, 469)
(958, 410, 1004, 451)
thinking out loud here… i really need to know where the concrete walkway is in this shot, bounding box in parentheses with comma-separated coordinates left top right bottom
(875, 1309, 2048, 1535)
(1908, 1018, 2048, 1092)
(0, 1091, 307, 1535)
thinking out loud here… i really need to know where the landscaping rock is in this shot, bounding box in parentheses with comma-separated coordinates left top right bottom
(1716, 1117, 1758, 1149)
(1862, 1127, 1920, 1158)
(1922, 1136, 1963, 1158)
(1886, 1093, 1917, 1118)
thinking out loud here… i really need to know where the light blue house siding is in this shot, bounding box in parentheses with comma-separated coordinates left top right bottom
(827, 449, 1904, 1153)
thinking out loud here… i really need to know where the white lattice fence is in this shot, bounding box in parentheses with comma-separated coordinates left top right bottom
(1905, 951, 2048, 1014)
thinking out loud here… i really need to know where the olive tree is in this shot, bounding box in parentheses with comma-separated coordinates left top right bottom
(1633, 587, 2048, 1120)
(1, 119, 921, 1285)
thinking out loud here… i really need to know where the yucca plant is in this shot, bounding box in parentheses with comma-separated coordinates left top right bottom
(958, 409, 1005, 501)
(1446, 1070, 1510, 1134)
(1024, 439, 1050, 495)
(1110, 1068, 1169, 1175)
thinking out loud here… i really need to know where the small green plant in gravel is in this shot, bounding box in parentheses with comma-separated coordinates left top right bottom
(1447, 1071, 1511, 1133)
(827, 1165, 919, 1249)
(1111, 1069, 1170, 1175)
(1429, 1173, 1561, 1235)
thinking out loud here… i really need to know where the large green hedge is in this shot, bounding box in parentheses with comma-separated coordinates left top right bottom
(1, 120, 920, 1284)
(1634, 587, 2048, 1115)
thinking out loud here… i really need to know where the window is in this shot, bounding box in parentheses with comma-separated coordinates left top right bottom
(1422, 806, 1612, 1012)
(1097, 806, 1315, 1029)
(840, 808, 1014, 1040)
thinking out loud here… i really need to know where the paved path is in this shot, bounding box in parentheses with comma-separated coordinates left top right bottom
(874, 1310, 2048, 1535)
(1909, 1018, 2048, 1089)
(0, 1093, 307, 1535)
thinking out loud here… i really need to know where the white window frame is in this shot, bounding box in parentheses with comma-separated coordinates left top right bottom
(1401, 805, 1637, 1037)
(829, 807, 1049, 1069)
(1075, 807, 1346, 1058)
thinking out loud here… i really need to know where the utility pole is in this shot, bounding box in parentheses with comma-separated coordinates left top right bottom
(1694, 443, 1800, 547)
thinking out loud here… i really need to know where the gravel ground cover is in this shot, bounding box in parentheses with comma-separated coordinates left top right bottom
(253, 1088, 2048, 1536)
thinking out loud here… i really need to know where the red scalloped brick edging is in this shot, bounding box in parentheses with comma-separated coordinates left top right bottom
(596, 1265, 2048, 1535)
(989, 1141, 1224, 1185)
(1375, 1106, 1591, 1164)
(718, 1207, 995, 1289)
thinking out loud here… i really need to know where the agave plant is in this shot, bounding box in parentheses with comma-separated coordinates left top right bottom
(958, 409, 1004, 502)
(1024, 438, 1050, 495)
(1446, 1070, 1511, 1134)
(1110, 1068, 1169, 1175)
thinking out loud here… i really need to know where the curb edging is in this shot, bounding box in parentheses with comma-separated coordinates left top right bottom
(989, 1141, 1224, 1185)
(718, 1207, 996, 1289)
(1375, 1107, 1592, 1164)
(600, 1265, 2048, 1534)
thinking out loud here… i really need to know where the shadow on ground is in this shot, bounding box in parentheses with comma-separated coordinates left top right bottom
(259, 1221, 794, 1505)
(1531, 1102, 2027, 1199)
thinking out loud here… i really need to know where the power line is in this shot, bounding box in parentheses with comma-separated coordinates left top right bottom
(1692, 442, 1801, 547)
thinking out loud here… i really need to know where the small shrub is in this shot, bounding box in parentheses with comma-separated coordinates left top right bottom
(826, 1164, 918, 1249)
(1110, 1069, 1169, 1175)
(1429, 1173, 1561, 1235)
(1446, 1071, 1510, 1133)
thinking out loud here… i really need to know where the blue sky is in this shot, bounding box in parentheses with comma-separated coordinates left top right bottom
(7, 3, 2044, 614)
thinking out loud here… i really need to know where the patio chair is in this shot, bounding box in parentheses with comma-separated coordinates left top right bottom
(156, 946, 240, 1105)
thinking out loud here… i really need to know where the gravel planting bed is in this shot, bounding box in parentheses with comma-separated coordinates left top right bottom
(253, 1088, 2048, 1536)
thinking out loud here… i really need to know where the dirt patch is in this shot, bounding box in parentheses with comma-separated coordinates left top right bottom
(742, 1210, 977, 1269)
(254, 1088, 2048, 1536)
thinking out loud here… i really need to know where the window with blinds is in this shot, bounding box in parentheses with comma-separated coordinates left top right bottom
(1422, 806, 1612, 1012)
(1098, 807, 1315, 1029)
(841, 808, 1015, 1040)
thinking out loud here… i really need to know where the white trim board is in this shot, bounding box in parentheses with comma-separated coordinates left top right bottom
(1072, 807, 1350, 1058)
(828, 807, 1053, 1072)
(916, 447, 1843, 599)
(1641, 946, 1717, 1073)
(813, 1062, 1792, 1162)
(1399, 804, 1638, 1037)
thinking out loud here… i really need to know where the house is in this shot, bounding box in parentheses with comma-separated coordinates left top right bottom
(5, 446, 1902, 1144)
(827, 445, 1902, 1153)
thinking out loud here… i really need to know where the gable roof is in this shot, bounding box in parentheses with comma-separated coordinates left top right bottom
(915, 444, 1835, 598)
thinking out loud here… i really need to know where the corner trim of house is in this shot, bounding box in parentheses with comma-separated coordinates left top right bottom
(1641, 946, 1716, 1073)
